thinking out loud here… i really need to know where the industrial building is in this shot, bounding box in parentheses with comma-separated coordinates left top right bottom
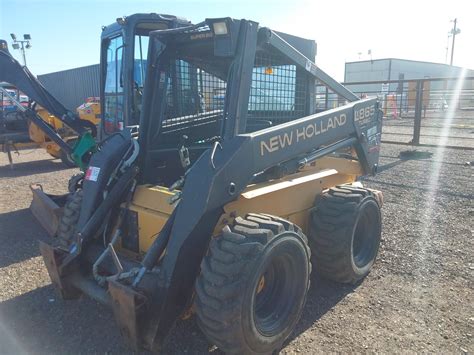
(339, 59, 474, 114)
(344, 58, 474, 94)
(345, 58, 473, 82)
(38, 64, 99, 111)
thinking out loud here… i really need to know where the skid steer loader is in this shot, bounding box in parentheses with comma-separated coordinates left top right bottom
(39, 18, 383, 353)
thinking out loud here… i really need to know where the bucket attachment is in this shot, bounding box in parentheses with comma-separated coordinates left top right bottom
(109, 280, 147, 350)
(39, 241, 81, 299)
(29, 183, 69, 237)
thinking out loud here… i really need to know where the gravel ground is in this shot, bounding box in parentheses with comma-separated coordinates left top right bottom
(0, 142, 473, 354)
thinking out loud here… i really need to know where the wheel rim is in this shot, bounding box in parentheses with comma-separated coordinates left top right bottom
(253, 252, 299, 337)
(352, 203, 379, 268)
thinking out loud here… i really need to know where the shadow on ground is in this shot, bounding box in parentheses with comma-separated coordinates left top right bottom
(0, 258, 355, 354)
(0, 158, 66, 178)
(285, 273, 357, 346)
(0, 284, 130, 354)
(0, 208, 48, 268)
(0, 270, 355, 354)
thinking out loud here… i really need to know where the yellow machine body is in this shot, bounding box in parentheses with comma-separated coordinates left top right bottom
(124, 156, 363, 255)
(28, 99, 101, 158)
(29, 107, 67, 158)
(127, 185, 177, 253)
(76, 98, 101, 126)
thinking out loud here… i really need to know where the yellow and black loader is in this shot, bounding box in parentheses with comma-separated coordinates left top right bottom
(17, 17, 383, 354)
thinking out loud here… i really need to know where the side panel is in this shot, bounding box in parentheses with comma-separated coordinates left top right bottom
(126, 185, 176, 253)
(127, 206, 169, 253)
(128, 161, 359, 254)
(220, 168, 355, 235)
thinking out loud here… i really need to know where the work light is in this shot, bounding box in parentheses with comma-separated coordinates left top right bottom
(212, 22, 228, 36)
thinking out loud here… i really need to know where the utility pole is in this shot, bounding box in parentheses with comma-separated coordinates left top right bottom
(445, 33, 451, 64)
(19, 41, 27, 66)
(449, 19, 460, 66)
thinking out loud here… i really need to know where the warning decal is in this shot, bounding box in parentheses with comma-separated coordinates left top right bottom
(85, 166, 100, 182)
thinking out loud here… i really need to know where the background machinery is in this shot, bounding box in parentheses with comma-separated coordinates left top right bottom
(1, 14, 191, 234)
(0, 40, 98, 170)
(37, 18, 381, 353)
(0, 89, 99, 168)
(1, 14, 191, 169)
(29, 99, 101, 167)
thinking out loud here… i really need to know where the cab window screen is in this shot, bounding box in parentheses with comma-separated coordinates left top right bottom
(246, 50, 307, 131)
(155, 58, 226, 148)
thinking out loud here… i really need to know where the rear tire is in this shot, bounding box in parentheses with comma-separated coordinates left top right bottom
(194, 214, 311, 354)
(309, 185, 382, 284)
(56, 189, 82, 251)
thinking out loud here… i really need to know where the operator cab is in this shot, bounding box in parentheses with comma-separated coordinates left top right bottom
(139, 18, 317, 186)
(100, 13, 190, 138)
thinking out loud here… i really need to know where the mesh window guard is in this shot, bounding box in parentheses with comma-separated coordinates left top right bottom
(246, 50, 308, 131)
(158, 58, 227, 147)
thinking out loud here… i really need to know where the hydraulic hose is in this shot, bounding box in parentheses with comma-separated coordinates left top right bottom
(132, 210, 177, 287)
(78, 165, 139, 244)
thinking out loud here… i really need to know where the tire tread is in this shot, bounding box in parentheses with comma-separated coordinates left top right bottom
(195, 213, 311, 353)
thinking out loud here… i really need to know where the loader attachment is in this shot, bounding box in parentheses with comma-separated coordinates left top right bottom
(108, 280, 147, 350)
(29, 184, 69, 237)
(39, 241, 82, 299)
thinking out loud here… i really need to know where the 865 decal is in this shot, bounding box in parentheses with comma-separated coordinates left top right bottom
(355, 104, 375, 123)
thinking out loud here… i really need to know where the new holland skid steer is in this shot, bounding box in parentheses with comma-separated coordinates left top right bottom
(38, 18, 383, 353)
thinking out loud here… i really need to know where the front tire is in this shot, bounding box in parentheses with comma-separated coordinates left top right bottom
(56, 189, 82, 251)
(67, 172, 84, 193)
(194, 214, 311, 354)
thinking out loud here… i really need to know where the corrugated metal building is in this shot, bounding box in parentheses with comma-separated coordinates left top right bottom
(344, 58, 474, 94)
(38, 64, 100, 111)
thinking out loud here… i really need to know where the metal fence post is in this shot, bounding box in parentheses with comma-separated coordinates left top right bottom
(399, 84, 403, 118)
(412, 80, 423, 145)
(325, 86, 329, 110)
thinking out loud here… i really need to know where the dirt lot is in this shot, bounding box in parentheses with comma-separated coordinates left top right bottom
(0, 142, 472, 354)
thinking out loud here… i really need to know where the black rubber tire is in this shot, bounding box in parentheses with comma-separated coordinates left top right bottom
(194, 213, 311, 354)
(309, 185, 382, 284)
(56, 189, 82, 251)
(67, 172, 84, 193)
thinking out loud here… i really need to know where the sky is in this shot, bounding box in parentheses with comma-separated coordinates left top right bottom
(0, 0, 472, 81)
